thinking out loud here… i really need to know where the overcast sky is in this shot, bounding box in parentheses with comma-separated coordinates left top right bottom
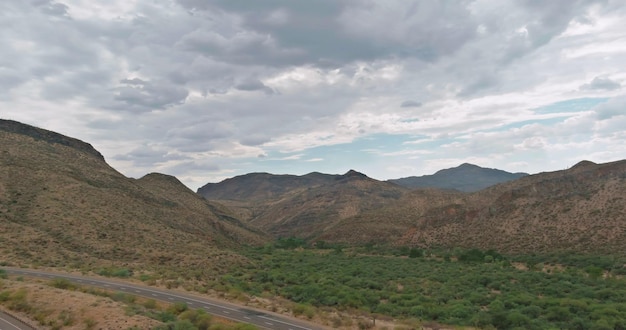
(2, 0, 625, 190)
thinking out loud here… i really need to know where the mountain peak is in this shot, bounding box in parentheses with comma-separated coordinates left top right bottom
(572, 160, 597, 169)
(139, 172, 185, 186)
(339, 169, 368, 180)
(390, 164, 529, 192)
(458, 163, 480, 168)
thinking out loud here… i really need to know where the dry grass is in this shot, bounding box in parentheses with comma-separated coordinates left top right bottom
(322, 160, 626, 255)
(0, 278, 161, 329)
(203, 172, 409, 240)
(0, 126, 266, 282)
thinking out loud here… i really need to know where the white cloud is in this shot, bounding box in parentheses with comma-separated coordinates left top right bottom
(1, 0, 625, 189)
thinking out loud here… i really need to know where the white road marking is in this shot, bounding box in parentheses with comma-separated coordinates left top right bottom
(3, 269, 317, 330)
(259, 316, 313, 330)
(0, 314, 22, 330)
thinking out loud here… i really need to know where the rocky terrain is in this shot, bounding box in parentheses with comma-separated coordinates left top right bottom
(0, 119, 265, 273)
(321, 160, 626, 254)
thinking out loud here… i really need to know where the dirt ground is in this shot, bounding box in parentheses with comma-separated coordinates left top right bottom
(0, 278, 161, 330)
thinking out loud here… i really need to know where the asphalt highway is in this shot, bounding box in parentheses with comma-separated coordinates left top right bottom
(0, 311, 32, 330)
(3, 267, 326, 330)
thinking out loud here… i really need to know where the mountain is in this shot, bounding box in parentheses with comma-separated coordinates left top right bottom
(389, 163, 529, 192)
(318, 160, 626, 254)
(197, 171, 337, 202)
(0, 119, 266, 271)
(198, 170, 409, 238)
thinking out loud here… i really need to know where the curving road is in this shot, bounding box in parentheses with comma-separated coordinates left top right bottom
(3, 267, 326, 330)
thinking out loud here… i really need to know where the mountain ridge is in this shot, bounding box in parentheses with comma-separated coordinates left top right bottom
(197, 169, 408, 238)
(319, 159, 626, 254)
(3, 118, 625, 258)
(0, 119, 104, 161)
(388, 163, 529, 192)
(0, 119, 265, 272)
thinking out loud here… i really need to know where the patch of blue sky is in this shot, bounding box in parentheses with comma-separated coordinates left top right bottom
(253, 133, 426, 174)
(481, 117, 566, 133)
(534, 97, 608, 114)
(399, 118, 420, 123)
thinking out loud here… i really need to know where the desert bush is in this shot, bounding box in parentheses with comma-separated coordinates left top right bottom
(49, 278, 76, 290)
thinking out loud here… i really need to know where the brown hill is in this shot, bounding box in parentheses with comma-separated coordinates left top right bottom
(197, 171, 336, 202)
(318, 160, 626, 254)
(198, 170, 409, 238)
(0, 119, 266, 272)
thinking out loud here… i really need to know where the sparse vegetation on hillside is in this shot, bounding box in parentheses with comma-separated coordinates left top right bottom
(320, 159, 626, 254)
(0, 122, 265, 278)
(199, 170, 409, 239)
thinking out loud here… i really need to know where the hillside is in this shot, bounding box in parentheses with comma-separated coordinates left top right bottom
(389, 163, 529, 192)
(199, 170, 408, 238)
(197, 171, 337, 202)
(319, 160, 626, 254)
(0, 119, 266, 272)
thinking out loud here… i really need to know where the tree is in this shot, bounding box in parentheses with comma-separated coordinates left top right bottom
(409, 248, 422, 258)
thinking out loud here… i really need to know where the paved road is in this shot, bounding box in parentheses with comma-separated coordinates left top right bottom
(0, 311, 31, 330)
(3, 268, 325, 330)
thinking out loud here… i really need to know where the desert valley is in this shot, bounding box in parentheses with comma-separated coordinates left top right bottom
(1, 119, 626, 329)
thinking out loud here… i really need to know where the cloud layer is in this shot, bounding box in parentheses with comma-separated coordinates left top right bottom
(1, 0, 625, 189)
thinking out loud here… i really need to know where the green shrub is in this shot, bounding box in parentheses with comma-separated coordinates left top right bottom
(97, 267, 132, 278)
(111, 292, 137, 304)
(167, 302, 188, 315)
(50, 278, 76, 290)
(143, 299, 157, 309)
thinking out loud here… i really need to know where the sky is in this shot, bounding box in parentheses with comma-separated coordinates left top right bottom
(1, 0, 625, 190)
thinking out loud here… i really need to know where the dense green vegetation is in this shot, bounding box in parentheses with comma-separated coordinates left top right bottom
(218, 244, 626, 329)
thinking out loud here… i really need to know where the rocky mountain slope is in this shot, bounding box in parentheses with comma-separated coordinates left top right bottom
(320, 160, 626, 254)
(0, 119, 266, 271)
(389, 163, 529, 192)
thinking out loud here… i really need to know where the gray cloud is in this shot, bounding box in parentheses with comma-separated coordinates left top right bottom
(112, 78, 189, 112)
(34, 0, 70, 17)
(580, 77, 621, 91)
(1, 0, 625, 188)
(594, 95, 626, 120)
(400, 100, 422, 108)
(235, 78, 276, 95)
(114, 145, 190, 167)
(175, 0, 476, 67)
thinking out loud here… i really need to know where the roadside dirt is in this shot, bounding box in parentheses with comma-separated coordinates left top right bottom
(0, 278, 161, 330)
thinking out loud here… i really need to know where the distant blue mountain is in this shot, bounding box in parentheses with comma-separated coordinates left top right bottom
(388, 163, 529, 192)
